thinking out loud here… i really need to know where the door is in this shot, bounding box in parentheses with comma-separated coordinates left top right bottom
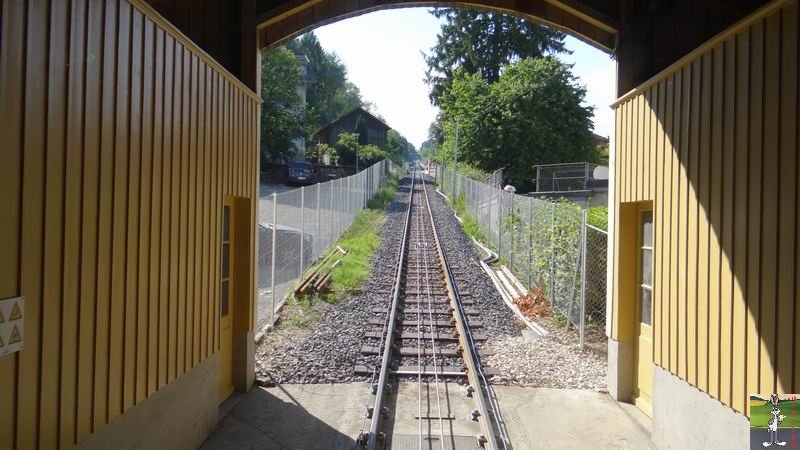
(633, 209, 654, 416)
(218, 198, 234, 402)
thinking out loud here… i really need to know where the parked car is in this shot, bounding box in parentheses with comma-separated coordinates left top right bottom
(257, 222, 314, 286)
(287, 161, 316, 185)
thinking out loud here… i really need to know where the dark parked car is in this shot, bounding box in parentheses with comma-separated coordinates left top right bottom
(258, 222, 314, 286)
(287, 161, 316, 185)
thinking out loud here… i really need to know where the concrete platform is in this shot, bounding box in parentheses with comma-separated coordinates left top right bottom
(494, 387, 654, 450)
(201, 383, 654, 450)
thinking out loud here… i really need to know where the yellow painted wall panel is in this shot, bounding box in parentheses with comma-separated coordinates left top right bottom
(109, 0, 133, 420)
(613, 0, 800, 417)
(707, 44, 723, 401)
(775, 2, 797, 395)
(18, 0, 50, 446)
(686, 59, 700, 387)
(136, 15, 155, 405)
(76, 0, 105, 439)
(653, 81, 666, 366)
(759, 12, 780, 395)
(731, 27, 750, 415)
(677, 65, 689, 381)
(0, 0, 23, 442)
(664, 72, 681, 373)
(696, 52, 712, 394)
(0, 0, 259, 446)
(123, 8, 143, 413)
(746, 18, 764, 401)
(718, 38, 736, 408)
(94, 0, 119, 429)
(59, 0, 90, 443)
(148, 24, 165, 397)
(40, 0, 68, 447)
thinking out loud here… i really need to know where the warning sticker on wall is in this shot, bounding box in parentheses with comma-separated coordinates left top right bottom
(0, 296, 24, 357)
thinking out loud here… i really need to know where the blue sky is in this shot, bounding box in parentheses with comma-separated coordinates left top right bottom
(314, 8, 615, 148)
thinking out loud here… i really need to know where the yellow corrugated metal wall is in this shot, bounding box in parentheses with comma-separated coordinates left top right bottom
(611, 0, 799, 416)
(0, 0, 260, 448)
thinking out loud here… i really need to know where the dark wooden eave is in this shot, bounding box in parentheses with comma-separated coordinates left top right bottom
(255, 0, 621, 53)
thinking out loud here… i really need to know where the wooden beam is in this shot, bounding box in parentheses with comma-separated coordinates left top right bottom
(256, 0, 618, 52)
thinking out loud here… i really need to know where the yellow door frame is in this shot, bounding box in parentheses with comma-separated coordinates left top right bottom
(218, 197, 235, 402)
(633, 206, 654, 416)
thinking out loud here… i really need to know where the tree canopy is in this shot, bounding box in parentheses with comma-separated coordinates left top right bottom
(260, 46, 306, 164)
(260, 32, 416, 168)
(290, 33, 363, 133)
(424, 8, 568, 105)
(437, 57, 598, 190)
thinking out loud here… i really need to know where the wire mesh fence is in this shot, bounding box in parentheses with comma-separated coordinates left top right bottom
(437, 164, 608, 348)
(533, 162, 600, 192)
(256, 160, 395, 331)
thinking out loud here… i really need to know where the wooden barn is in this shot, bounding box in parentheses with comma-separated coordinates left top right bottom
(312, 106, 391, 147)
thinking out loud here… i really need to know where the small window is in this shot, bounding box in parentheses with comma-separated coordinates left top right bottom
(221, 280, 229, 316)
(223, 206, 230, 241)
(222, 243, 230, 279)
(641, 288, 652, 325)
(640, 210, 653, 326)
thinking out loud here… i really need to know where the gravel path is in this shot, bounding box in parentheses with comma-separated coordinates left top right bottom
(256, 175, 607, 393)
(256, 179, 413, 384)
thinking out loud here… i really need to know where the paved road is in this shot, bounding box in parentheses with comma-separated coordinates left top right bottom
(750, 428, 799, 449)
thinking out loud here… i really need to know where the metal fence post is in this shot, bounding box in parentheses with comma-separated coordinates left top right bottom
(528, 196, 534, 289)
(270, 192, 278, 324)
(330, 180, 335, 248)
(300, 186, 305, 275)
(315, 185, 321, 258)
(509, 193, 515, 272)
(580, 209, 588, 349)
(497, 191, 503, 257)
(549, 201, 556, 302)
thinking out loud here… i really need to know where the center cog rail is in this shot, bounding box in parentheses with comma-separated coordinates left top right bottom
(356, 169, 507, 450)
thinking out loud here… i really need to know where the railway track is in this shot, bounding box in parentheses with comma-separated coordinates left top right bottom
(356, 171, 509, 450)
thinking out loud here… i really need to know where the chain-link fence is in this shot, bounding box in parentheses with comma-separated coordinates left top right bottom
(257, 160, 395, 331)
(534, 162, 600, 192)
(436, 165, 608, 348)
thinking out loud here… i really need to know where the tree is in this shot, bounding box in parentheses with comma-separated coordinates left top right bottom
(437, 57, 598, 190)
(424, 8, 568, 105)
(359, 144, 387, 166)
(334, 132, 361, 166)
(260, 47, 306, 163)
(305, 143, 339, 165)
(382, 129, 415, 164)
(291, 33, 363, 134)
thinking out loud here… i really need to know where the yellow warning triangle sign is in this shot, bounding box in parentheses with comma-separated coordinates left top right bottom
(8, 325, 21, 345)
(0, 309, 4, 323)
(9, 302, 21, 321)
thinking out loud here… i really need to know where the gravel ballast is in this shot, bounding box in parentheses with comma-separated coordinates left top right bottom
(256, 175, 607, 393)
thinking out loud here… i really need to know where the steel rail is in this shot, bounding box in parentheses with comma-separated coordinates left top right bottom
(366, 170, 417, 450)
(420, 178, 502, 450)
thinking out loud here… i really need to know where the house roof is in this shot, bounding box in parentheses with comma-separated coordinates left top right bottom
(312, 106, 391, 138)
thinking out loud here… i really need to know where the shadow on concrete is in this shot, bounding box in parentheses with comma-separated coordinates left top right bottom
(200, 386, 357, 450)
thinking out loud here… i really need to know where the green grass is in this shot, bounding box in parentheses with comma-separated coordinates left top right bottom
(451, 193, 487, 243)
(750, 399, 800, 428)
(327, 172, 400, 295)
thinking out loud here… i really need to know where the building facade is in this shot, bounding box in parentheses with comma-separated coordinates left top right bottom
(1, 0, 797, 449)
(0, 1, 259, 448)
(313, 106, 391, 148)
(608, 2, 799, 448)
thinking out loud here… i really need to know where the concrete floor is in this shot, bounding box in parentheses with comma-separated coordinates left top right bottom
(201, 383, 654, 450)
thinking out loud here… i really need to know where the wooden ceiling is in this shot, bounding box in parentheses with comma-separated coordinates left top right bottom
(255, 0, 621, 52)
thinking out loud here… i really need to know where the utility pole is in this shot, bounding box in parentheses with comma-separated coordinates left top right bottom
(355, 133, 360, 173)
